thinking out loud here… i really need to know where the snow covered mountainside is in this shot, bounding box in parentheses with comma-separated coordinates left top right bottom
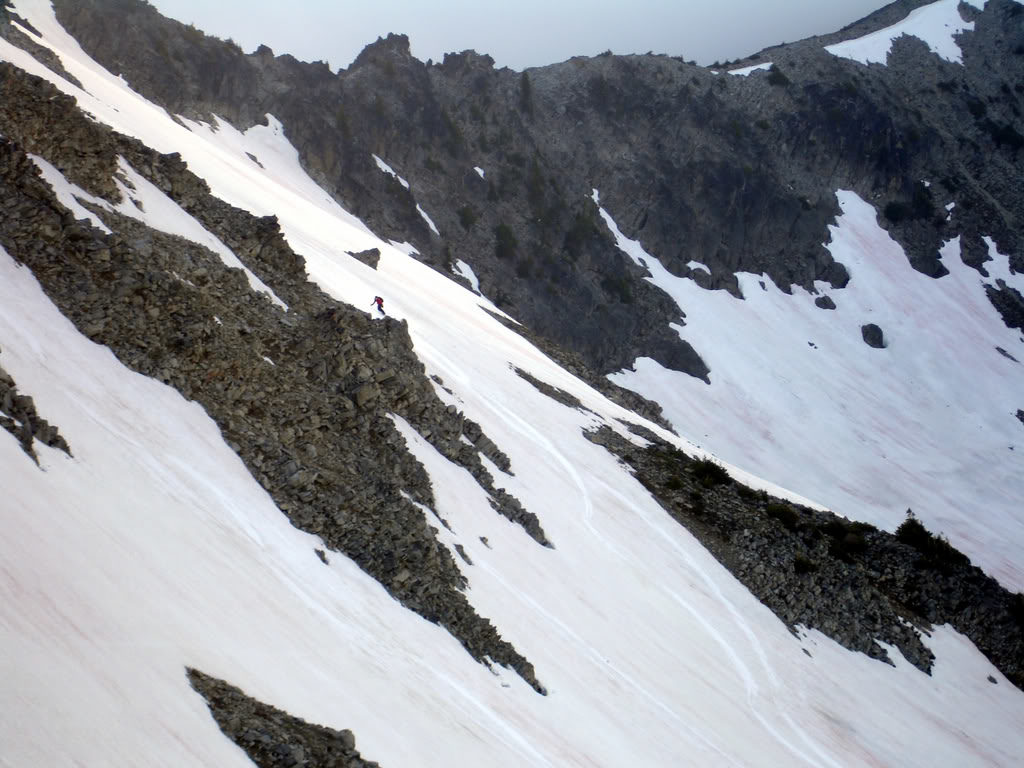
(1, 1, 1023, 766)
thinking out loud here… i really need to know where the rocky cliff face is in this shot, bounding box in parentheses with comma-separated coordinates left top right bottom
(47, 0, 1024, 380)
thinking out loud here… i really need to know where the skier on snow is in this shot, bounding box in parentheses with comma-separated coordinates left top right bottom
(372, 295, 385, 315)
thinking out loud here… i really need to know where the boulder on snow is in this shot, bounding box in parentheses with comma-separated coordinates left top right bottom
(861, 323, 886, 349)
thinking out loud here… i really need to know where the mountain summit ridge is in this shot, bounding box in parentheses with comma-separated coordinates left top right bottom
(46, 0, 1024, 377)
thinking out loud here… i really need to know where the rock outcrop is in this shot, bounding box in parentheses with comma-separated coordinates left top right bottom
(188, 668, 382, 768)
(0, 60, 547, 695)
(0, 350, 72, 463)
(587, 425, 1024, 690)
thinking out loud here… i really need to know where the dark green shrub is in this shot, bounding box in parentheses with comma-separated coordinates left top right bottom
(849, 520, 877, 534)
(766, 503, 799, 531)
(983, 120, 1024, 151)
(691, 458, 731, 487)
(736, 484, 758, 500)
(563, 208, 599, 260)
(457, 205, 477, 229)
(828, 537, 854, 562)
(884, 201, 911, 222)
(494, 223, 518, 260)
(689, 490, 706, 516)
(822, 519, 849, 539)
(965, 95, 987, 118)
(440, 109, 463, 155)
(884, 181, 934, 223)
(841, 531, 867, 553)
(767, 65, 790, 87)
(600, 275, 634, 304)
(649, 447, 682, 467)
(182, 23, 204, 45)
(895, 510, 932, 547)
(519, 72, 534, 116)
(819, 516, 868, 560)
(793, 555, 818, 574)
(665, 475, 684, 491)
(895, 509, 970, 569)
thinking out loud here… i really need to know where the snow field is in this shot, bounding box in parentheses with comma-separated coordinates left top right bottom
(0, 246, 580, 767)
(602, 190, 1024, 591)
(2, 1, 1023, 765)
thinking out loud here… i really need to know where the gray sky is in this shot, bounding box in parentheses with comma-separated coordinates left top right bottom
(148, 0, 893, 71)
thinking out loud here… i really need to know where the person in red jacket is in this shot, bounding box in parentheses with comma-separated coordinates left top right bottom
(372, 295, 385, 315)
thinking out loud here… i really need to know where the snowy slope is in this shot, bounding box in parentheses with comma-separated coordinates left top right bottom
(2, 1, 1024, 766)
(825, 0, 982, 66)
(601, 184, 1024, 593)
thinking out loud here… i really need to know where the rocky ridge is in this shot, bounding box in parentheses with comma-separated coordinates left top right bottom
(585, 424, 1024, 689)
(188, 668, 381, 768)
(0, 4, 81, 87)
(0, 60, 549, 694)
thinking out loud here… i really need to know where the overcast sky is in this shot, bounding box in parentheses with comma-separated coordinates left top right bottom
(147, 0, 893, 71)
